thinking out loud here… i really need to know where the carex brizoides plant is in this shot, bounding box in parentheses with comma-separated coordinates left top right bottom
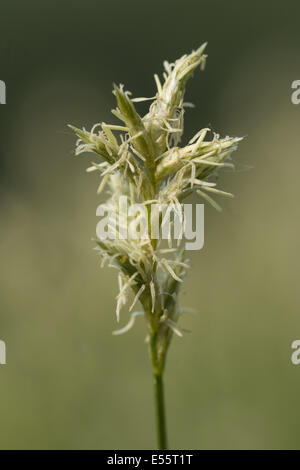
(70, 44, 242, 449)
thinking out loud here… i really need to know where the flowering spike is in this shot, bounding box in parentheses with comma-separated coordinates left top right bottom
(70, 46, 244, 448)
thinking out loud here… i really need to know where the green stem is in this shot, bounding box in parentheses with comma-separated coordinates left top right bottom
(153, 370, 168, 450)
(150, 331, 168, 449)
(147, 187, 167, 449)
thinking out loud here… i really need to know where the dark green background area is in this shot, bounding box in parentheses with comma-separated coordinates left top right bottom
(0, 0, 300, 449)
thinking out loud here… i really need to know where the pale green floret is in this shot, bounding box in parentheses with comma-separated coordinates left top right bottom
(144, 43, 207, 153)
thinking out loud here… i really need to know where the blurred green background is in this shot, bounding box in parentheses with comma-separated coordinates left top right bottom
(1, 0, 300, 449)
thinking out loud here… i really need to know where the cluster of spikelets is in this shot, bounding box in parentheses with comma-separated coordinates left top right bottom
(70, 44, 242, 370)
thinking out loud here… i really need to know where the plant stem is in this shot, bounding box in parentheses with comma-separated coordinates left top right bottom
(148, 197, 167, 449)
(150, 330, 168, 450)
(153, 370, 168, 449)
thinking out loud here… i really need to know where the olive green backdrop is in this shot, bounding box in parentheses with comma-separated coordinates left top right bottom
(0, 0, 300, 449)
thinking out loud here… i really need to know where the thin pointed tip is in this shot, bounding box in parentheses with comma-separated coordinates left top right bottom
(196, 42, 208, 53)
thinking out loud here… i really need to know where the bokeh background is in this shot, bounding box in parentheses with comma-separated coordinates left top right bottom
(0, 0, 300, 449)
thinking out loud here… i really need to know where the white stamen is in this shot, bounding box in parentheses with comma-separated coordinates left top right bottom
(150, 280, 156, 313)
(129, 284, 146, 312)
(112, 311, 144, 335)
